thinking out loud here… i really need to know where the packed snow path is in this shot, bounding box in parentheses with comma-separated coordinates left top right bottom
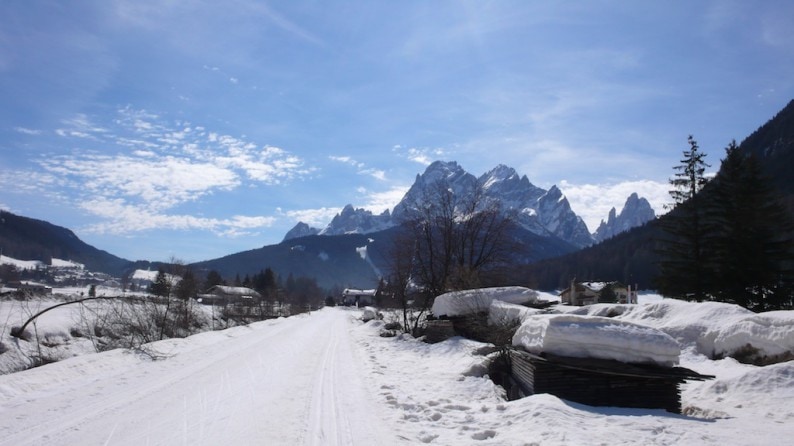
(0, 308, 389, 445)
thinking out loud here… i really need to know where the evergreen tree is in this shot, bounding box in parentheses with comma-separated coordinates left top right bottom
(149, 268, 171, 298)
(204, 270, 224, 290)
(656, 135, 713, 301)
(175, 268, 199, 300)
(598, 283, 617, 303)
(709, 141, 794, 310)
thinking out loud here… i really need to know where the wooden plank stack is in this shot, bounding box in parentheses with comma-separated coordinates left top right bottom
(508, 348, 713, 413)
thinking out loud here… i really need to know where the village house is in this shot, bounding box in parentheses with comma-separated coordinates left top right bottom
(197, 285, 262, 305)
(341, 288, 377, 307)
(559, 280, 636, 306)
(5, 281, 53, 295)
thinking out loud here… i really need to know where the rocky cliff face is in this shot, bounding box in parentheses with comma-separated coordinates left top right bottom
(593, 192, 656, 243)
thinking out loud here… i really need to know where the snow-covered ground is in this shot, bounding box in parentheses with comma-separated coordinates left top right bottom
(1, 295, 793, 445)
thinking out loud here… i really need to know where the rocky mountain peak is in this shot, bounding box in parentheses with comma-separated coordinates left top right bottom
(282, 161, 596, 249)
(593, 193, 656, 243)
(282, 222, 320, 241)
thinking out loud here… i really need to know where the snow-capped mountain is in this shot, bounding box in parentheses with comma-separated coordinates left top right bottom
(318, 205, 392, 236)
(593, 192, 656, 243)
(285, 161, 594, 248)
(282, 222, 320, 241)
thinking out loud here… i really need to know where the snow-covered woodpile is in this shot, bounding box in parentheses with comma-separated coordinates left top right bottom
(509, 314, 713, 413)
(507, 349, 712, 413)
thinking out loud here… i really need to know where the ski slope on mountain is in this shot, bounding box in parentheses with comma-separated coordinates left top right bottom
(0, 309, 388, 446)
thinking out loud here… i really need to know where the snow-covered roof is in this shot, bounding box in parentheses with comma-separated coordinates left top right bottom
(431, 286, 539, 317)
(208, 285, 261, 297)
(342, 288, 376, 296)
(513, 314, 681, 367)
(50, 258, 84, 269)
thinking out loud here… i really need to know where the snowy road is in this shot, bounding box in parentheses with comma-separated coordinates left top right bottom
(0, 308, 392, 446)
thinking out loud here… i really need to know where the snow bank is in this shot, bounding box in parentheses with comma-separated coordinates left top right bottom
(569, 299, 794, 361)
(684, 360, 794, 422)
(513, 314, 681, 367)
(362, 306, 380, 322)
(488, 300, 544, 326)
(431, 286, 539, 317)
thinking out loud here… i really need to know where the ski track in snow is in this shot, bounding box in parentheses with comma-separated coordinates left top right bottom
(0, 309, 391, 446)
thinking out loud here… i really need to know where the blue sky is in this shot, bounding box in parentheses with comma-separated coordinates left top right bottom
(1, 1, 793, 263)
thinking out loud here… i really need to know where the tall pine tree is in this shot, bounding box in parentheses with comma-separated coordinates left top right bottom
(656, 135, 713, 301)
(709, 141, 794, 310)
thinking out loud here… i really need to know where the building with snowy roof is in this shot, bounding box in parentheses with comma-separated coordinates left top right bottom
(198, 285, 262, 305)
(559, 280, 636, 306)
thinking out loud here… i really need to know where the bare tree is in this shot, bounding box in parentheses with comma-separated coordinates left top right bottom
(387, 178, 515, 333)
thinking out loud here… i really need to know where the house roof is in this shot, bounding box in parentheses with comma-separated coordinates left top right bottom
(207, 285, 261, 297)
(342, 288, 377, 296)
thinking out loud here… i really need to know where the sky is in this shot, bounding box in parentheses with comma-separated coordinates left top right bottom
(1, 1, 793, 263)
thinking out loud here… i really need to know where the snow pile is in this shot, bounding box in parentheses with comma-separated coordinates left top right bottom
(709, 311, 794, 361)
(361, 306, 380, 322)
(683, 360, 794, 422)
(513, 314, 681, 367)
(488, 300, 544, 326)
(568, 299, 794, 362)
(431, 286, 539, 317)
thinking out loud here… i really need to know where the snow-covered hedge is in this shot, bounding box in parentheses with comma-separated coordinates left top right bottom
(512, 314, 681, 367)
(431, 287, 539, 317)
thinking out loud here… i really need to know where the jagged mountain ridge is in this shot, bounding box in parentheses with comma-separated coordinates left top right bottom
(286, 161, 609, 248)
(593, 193, 656, 243)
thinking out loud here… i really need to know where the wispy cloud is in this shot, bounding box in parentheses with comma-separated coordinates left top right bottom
(280, 207, 341, 229)
(80, 197, 276, 236)
(32, 107, 309, 235)
(357, 186, 410, 214)
(393, 146, 447, 166)
(328, 155, 387, 180)
(13, 127, 41, 135)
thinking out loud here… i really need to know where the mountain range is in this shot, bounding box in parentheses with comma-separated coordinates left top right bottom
(285, 161, 650, 249)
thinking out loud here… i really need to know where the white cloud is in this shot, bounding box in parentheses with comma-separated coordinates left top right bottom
(360, 168, 386, 181)
(558, 180, 669, 232)
(80, 197, 276, 235)
(394, 146, 447, 165)
(358, 185, 410, 214)
(328, 155, 386, 180)
(33, 107, 309, 234)
(14, 127, 41, 135)
(281, 207, 342, 228)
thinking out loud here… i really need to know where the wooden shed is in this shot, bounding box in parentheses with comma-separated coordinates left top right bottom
(504, 348, 713, 413)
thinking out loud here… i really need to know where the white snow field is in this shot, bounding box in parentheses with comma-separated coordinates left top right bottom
(1, 303, 794, 445)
